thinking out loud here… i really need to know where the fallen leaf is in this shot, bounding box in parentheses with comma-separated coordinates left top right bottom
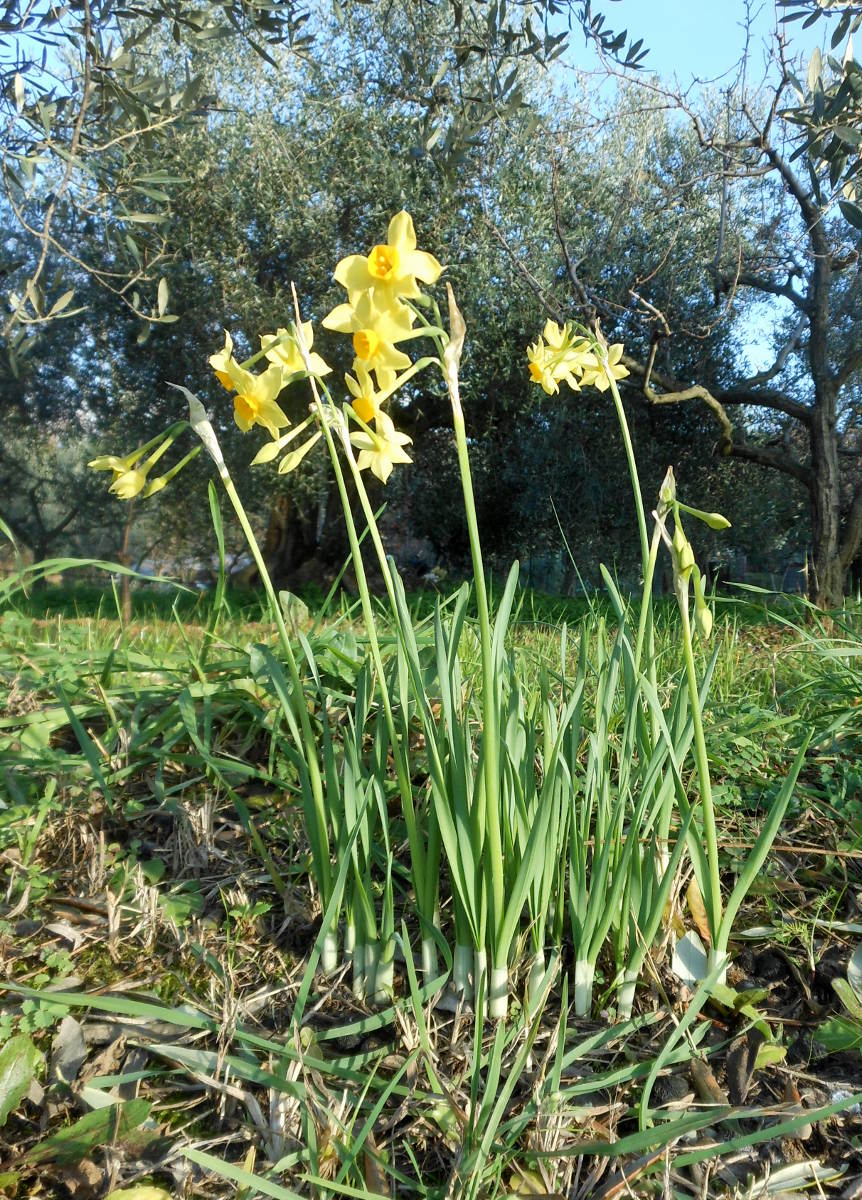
(690, 1058, 728, 1105)
(54, 1158, 102, 1198)
(727, 1029, 765, 1104)
(364, 1133, 390, 1199)
(686, 877, 712, 945)
(0, 1034, 44, 1127)
(79, 1035, 126, 1086)
(671, 930, 708, 985)
(45, 921, 85, 950)
(49, 1016, 87, 1087)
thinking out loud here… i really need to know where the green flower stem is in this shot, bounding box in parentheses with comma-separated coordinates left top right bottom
(219, 474, 289, 658)
(160, 443, 201, 478)
(144, 444, 202, 494)
(634, 523, 662, 675)
(394, 326, 445, 343)
(129, 420, 187, 465)
(239, 331, 293, 371)
(606, 375, 649, 576)
(287, 295, 441, 952)
(679, 593, 722, 941)
(441, 295, 505, 983)
(314, 409, 447, 962)
(339, 439, 443, 933)
(606, 372, 658, 739)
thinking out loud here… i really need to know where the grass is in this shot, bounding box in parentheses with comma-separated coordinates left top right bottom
(1, 580, 862, 1198)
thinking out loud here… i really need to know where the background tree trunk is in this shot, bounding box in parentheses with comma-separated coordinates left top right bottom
(808, 368, 845, 607)
(255, 486, 353, 591)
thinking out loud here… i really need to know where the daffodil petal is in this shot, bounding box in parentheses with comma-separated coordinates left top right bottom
(88, 455, 127, 471)
(257, 399, 290, 439)
(388, 210, 416, 255)
(335, 255, 375, 295)
(322, 302, 357, 333)
(278, 430, 322, 474)
(402, 249, 442, 284)
(306, 352, 331, 377)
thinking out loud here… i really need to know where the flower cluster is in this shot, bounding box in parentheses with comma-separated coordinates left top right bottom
(207, 324, 331, 473)
(322, 211, 443, 482)
(526, 320, 629, 395)
(89, 212, 443, 500)
(88, 423, 200, 501)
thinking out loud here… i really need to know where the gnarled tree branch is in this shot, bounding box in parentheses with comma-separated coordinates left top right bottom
(724, 270, 810, 314)
(719, 387, 812, 425)
(624, 352, 812, 486)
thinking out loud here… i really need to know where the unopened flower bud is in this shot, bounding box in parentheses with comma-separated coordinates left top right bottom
(696, 602, 714, 640)
(672, 524, 695, 575)
(693, 567, 713, 640)
(658, 467, 676, 511)
(677, 501, 731, 530)
(141, 475, 168, 498)
(701, 511, 731, 531)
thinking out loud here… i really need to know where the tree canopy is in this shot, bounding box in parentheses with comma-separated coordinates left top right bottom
(2, 1, 858, 601)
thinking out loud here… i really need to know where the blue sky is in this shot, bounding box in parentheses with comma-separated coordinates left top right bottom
(566, 0, 829, 82)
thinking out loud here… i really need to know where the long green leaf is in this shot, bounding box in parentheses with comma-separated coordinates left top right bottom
(183, 1147, 305, 1200)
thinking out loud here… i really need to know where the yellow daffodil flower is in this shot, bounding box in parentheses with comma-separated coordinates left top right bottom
(209, 330, 293, 436)
(334, 211, 443, 306)
(209, 330, 236, 391)
(527, 322, 626, 396)
(89, 427, 187, 501)
(350, 410, 412, 484)
(89, 450, 156, 500)
(323, 292, 414, 388)
(112, 466, 149, 499)
(261, 322, 331, 378)
(217, 357, 289, 438)
(527, 335, 589, 394)
(232, 366, 289, 438)
(526, 340, 561, 395)
(549, 324, 598, 384)
(345, 362, 383, 423)
(581, 343, 629, 392)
